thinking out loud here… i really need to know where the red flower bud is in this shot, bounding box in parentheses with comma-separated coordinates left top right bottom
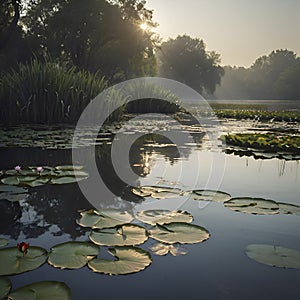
(17, 242, 30, 254)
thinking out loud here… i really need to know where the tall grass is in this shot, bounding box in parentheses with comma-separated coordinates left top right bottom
(0, 58, 123, 124)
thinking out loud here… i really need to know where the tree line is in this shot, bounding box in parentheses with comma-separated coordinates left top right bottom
(0, 0, 299, 100)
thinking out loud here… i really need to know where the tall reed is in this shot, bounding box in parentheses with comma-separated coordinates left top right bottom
(0, 58, 126, 124)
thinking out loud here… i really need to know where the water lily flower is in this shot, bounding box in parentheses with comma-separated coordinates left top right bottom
(17, 242, 29, 255)
(37, 166, 44, 174)
(15, 165, 21, 172)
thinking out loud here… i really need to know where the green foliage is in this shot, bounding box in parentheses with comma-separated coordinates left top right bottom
(0, 58, 113, 124)
(157, 35, 224, 94)
(223, 133, 300, 154)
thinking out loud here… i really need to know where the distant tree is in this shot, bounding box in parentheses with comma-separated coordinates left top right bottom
(22, 0, 158, 81)
(157, 35, 224, 94)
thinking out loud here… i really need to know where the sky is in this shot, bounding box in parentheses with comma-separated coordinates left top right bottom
(146, 0, 300, 67)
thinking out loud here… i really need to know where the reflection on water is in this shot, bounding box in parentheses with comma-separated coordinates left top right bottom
(0, 120, 299, 300)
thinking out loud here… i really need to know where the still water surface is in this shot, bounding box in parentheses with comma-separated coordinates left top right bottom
(0, 116, 299, 300)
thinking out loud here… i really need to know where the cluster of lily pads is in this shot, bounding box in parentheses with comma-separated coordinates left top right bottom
(131, 186, 300, 216)
(222, 133, 300, 158)
(0, 208, 211, 299)
(0, 165, 88, 188)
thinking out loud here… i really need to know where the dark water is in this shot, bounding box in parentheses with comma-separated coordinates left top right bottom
(0, 119, 299, 300)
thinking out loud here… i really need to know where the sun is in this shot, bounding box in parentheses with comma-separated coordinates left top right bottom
(140, 23, 148, 31)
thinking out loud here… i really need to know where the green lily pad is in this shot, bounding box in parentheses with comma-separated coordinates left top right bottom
(88, 246, 152, 275)
(48, 241, 99, 269)
(90, 224, 148, 246)
(132, 186, 183, 199)
(192, 190, 231, 202)
(55, 170, 89, 177)
(1, 177, 20, 186)
(245, 244, 300, 269)
(8, 281, 71, 300)
(77, 209, 134, 229)
(277, 202, 300, 215)
(149, 222, 210, 244)
(55, 165, 84, 171)
(149, 242, 188, 256)
(224, 197, 279, 215)
(0, 185, 27, 193)
(136, 210, 193, 225)
(26, 178, 50, 187)
(0, 238, 8, 248)
(0, 277, 11, 299)
(50, 177, 79, 185)
(0, 246, 48, 276)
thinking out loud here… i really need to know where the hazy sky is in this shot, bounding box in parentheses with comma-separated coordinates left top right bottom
(146, 0, 300, 67)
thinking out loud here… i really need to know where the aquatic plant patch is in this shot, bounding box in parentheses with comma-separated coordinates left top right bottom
(191, 190, 231, 202)
(149, 242, 188, 256)
(131, 186, 183, 199)
(224, 197, 300, 216)
(0, 276, 11, 299)
(0, 166, 88, 187)
(222, 133, 300, 154)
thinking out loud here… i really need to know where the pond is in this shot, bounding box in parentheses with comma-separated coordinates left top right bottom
(0, 113, 299, 300)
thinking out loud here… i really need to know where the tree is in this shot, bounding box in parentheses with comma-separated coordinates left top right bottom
(22, 0, 158, 81)
(157, 35, 224, 94)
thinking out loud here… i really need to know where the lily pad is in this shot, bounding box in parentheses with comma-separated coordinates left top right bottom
(88, 246, 152, 275)
(1, 177, 20, 186)
(0, 192, 28, 202)
(136, 210, 193, 225)
(132, 186, 183, 199)
(0, 185, 27, 194)
(8, 281, 71, 300)
(0, 277, 11, 299)
(50, 177, 79, 185)
(90, 224, 148, 246)
(77, 209, 134, 229)
(245, 244, 300, 269)
(26, 178, 50, 187)
(192, 190, 231, 202)
(55, 165, 84, 171)
(277, 202, 300, 215)
(224, 197, 279, 215)
(0, 238, 9, 248)
(48, 242, 99, 269)
(149, 222, 210, 244)
(0, 246, 48, 276)
(150, 242, 188, 256)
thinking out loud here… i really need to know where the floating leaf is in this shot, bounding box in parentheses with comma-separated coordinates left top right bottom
(50, 177, 79, 185)
(55, 165, 84, 171)
(26, 178, 50, 187)
(0, 238, 9, 248)
(136, 210, 193, 225)
(0, 246, 48, 276)
(0, 277, 11, 299)
(77, 209, 134, 229)
(277, 202, 300, 215)
(48, 241, 99, 269)
(8, 281, 71, 300)
(88, 246, 152, 275)
(56, 170, 89, 177)
(1, 177, 20, 186)
(224, 197, 279, 215)
(132, 186, 183, 199)
(245, 244, 300, 269)
(149, 222, 210, 244)
(90, 224, 148, 246)
(0, 185, 27, 194)
(150, 242, 188, 256)
(192, 190, 231, 202)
